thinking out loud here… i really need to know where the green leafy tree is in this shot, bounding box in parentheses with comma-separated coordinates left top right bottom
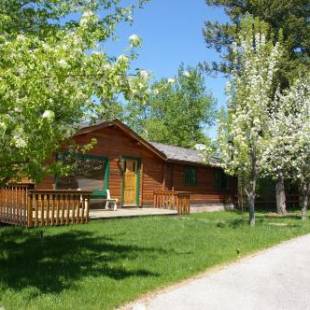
(124, 65, 216, 148)
(0, 2, 149, 184)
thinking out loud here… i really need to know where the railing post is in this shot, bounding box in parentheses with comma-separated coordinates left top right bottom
(85, 197, 89, 223)
(27, 193, 33, 228)
(153, 190, 190, 215)
(1, 186, 91, 227)
(176, 193, 180, 215)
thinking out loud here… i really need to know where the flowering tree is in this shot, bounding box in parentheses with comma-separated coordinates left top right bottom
(0, 4, 149, 184)
(262, 75, 310, 219)
(1, 1, 148, 38)
(218, 17, 282, 225)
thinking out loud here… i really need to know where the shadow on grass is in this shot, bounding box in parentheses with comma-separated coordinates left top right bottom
(232, 209, 303, 221)
(263, 213, 301, 220)
(216, 218, 247, 229)
(0, 227, 162, 295)
(215, 213, 269, 229)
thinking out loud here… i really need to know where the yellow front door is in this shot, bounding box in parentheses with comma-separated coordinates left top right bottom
(123, 159, 139, 206)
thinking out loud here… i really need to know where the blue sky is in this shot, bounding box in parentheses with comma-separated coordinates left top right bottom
(103, 0, 230, 138)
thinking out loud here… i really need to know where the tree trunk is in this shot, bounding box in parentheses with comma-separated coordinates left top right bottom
(275, 174, 286, 215)
(245, 152, 257, 226)
(246, 176, 256, 226)
(238, 174, 245, 212)
(247, 193, 256, 226)
(301, 183, 310, 221)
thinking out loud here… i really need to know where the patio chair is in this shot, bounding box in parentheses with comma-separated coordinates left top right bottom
(105, 189, 118, 211)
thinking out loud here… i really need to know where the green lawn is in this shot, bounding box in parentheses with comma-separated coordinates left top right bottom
(1, 211, 310, 310)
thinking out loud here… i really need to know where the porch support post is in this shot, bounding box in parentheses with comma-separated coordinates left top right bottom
(171, 164, 175, 192)
(27, 191, 34, 228)
(162, 163, 167, 190)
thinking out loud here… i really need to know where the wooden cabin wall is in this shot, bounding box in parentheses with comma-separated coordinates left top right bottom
(36, 125, 165, 205)
(166, 163, 237, 204)
(35, 176, 55, 190)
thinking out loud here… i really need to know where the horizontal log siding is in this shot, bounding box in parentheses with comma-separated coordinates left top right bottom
(35, 176, 55, 190)
(142, 157, 164, 203)
(168, 163, 236, 204)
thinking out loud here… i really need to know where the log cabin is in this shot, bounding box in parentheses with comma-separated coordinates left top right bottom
(36, 119, 237, 210)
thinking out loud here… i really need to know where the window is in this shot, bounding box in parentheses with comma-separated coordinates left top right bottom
(56, 153, 108, 193)
(184, 166, 197, 186)
(214, 170, 228, 191)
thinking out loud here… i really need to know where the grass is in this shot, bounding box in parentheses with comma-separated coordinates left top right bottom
(1, 211, 310, 310)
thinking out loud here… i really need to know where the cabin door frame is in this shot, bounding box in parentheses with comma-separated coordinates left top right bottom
(121, 156, 141, 207)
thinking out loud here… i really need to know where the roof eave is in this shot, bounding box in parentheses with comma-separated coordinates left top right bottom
(166, 158, 222, 169)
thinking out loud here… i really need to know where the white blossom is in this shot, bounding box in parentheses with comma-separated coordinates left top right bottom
(139, 70, 149, 80)
(261, 74, 310, 184)
(153, 88, 159, 95)
(194, 144, 206, 151)
(217, 17, 283, 220)
(16, 34, 26, 42)
(82, 10, 94, 18)
(117, 54, 129, 65)
(0, 121, 7, 130)
(80, 10, 95, 26)
(42, 110, 55, 121)
(58, 59, 68, 68)
(103, 63, 112, 70)
(129, 34, 142, 48)
(12, 129, 27, 148)
(14, 137, 27, 148)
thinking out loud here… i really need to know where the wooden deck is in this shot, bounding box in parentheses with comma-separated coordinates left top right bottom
(0, 184, 91, 227)
(90, 207, 178, 219)
(0, 184, 189, 227)
(153, 191, 190, 215)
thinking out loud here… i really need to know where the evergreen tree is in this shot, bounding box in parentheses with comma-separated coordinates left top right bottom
(203, 0, 309, 85)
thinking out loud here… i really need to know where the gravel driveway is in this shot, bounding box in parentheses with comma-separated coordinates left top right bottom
(127, 233, 310, 310)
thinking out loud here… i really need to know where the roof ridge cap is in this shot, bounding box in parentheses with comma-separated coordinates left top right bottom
(150, 141, 199, 152)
